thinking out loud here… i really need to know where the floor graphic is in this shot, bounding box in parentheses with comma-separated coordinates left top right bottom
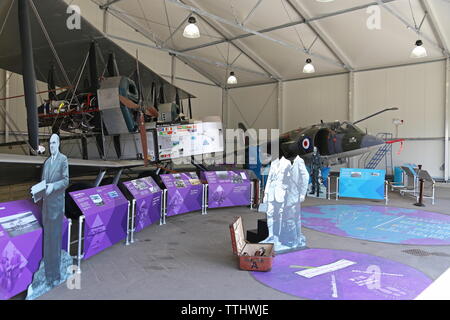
(302, 205, 450, 245)
(251, 248, 432, 300)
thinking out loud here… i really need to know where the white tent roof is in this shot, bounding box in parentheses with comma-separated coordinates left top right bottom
(96, 0, 450, 87)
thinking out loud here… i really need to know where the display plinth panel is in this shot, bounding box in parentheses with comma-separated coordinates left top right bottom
(123, 177, 162, 232)
(201, 170, 251, 208)
(339, 168, 386, 200)
(160, 173, 202, 216)
(0, 199, 68, 300)
(69, 185, 128, 260)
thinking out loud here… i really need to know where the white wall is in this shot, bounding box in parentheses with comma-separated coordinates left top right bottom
(224, 61, 447, 179)
(227, 83, 278, 130)
(354, 61, 447, 178)
(283, 74, 349, 132)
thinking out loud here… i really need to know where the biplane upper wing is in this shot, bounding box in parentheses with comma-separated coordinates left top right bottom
(0, 0, 194, 101)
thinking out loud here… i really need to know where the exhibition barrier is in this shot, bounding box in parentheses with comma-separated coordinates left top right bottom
(69, 185, 129, 261)
(122, 177, 163, 242)
(0, 199, 70, 300)
(160, 172, 203, 217)
(1, 171, 259, 298)
(200, 170, 252, 211)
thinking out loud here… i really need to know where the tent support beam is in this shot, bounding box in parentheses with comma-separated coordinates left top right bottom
(181, 0, 281, 80)
(285, 0, 353, 71)
(179, 0, 397, 53)
(167, 0, 346, 70)
(94, 0, 223, 87)
(375, 0, 449, 57)
(418, 0, 449, 56)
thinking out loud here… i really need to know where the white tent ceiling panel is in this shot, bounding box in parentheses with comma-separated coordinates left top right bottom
(183, 0, 261, 31)
(183, 58, 269, 86)
(188, 43, 268, 76)
(308, 1, 444, 69)
(239, 28, 344, 79)
(423, 0, 450, 51)
(295, 0, 376, 17)
(243, 0, 303, 31)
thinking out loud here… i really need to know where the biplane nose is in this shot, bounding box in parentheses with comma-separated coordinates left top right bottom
(362, 134, 385, 148)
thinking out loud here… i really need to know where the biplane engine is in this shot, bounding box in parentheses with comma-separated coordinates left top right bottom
(97, 76, 139, 135)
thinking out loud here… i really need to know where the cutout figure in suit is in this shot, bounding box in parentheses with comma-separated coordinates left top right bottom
(41, 134, 69, 286)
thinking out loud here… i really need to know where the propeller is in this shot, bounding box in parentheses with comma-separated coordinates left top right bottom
(119, 95, 157, 167)
(118, 95, 158, 118)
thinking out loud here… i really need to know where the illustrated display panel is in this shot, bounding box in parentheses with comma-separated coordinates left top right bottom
(123, 177, 162, 232)
(339, 168, 386, 200)
(156, 121, 223, 160)
(69, 185, 128, 259)
(0, 200, 68, 300)
(201, 170, 251, 208)
(160, 173, 202, 216)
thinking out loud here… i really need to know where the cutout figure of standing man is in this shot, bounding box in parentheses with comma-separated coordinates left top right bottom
(27, 134, 72, 300)
(41, 134, 69, 285)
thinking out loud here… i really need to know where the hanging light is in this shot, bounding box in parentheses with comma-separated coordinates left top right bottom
(410, 40, 427, 58)
(227, 71, 237, 84)
(303, 58, 315, 74)
(183, 16, 200, 39)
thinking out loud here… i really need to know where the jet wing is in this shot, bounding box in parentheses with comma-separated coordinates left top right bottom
(0, 0, 194, 101)
(0, 153, 145, 186)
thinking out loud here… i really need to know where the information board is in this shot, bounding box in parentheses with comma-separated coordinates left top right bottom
(339, 168, 386, 200)
(156, 121, 223, 160)
(160, 172, 202, 216)
(123, 177, 162, 232)
(69, 185, 128, 259)
(0, 200, 68, 300)
(201, 170, 251, 208)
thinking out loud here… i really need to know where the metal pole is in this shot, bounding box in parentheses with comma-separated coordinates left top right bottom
(130, 199, 135, 243)
(445, 58, 449, 182)
(67, 218, 72, 254)
(125, 200, 131, 245)
(18, 0, 39, 153)
(336, 177, 339, 201)
(3, 71, 10, 144)
(277, 81, 283, 132)
(77, 216, 84, 274)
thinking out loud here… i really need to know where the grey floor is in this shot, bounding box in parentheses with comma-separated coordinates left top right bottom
(39, 188, 450, 300)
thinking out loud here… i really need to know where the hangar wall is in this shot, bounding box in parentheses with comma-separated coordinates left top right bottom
(227, 60, 448, 179)
(227, 83, 279, 130)
(353, 60, 447, 179)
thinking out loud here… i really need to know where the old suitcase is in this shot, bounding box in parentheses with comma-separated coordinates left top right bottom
(229, 216, 274, 272)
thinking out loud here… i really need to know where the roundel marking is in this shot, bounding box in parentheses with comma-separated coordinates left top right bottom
(302, 138, 310, 150)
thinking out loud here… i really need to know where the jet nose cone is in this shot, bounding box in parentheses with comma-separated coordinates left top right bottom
(362, 135, 385, 148)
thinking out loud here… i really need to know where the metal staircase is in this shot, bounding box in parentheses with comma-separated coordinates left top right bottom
(364, 133, 394, 174)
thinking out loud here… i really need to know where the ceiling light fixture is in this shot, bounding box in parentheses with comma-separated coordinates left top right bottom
(410, 40, 427, 58)
(303, 58, 315, 74)
(183, 16, 200, 39)
(227, 71, 237, 84)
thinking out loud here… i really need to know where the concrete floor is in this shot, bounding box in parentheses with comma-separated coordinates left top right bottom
(36, 188, 450, 300)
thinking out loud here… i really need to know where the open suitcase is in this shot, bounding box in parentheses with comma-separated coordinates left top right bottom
(229, 216, 274, 272)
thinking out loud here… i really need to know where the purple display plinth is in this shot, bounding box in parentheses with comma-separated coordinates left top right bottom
(160, 172, 202, 216)
(69, 185, 128, 260)
(302, 205, 450, 245)
(0, 199, 68, 300)
(123, 177, 162, 232)
(252, 248, 432, 300)
(200, 170, 251, 208)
